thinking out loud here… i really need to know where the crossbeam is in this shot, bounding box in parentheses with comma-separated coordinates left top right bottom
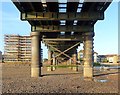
(46, 43, 71, 59)
(31, 25, 93, 32)
(44, 41, 80, 49)
(43, 38, 82, 41)
(48, 45, 79, 50)
(46, 42, 80, 61)
(21, 12, 104, 21)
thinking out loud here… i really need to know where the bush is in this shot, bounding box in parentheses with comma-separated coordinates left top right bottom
(102, 59, 109, 63)
(93, 62, 101, 66)
(46, 65, 77, 68)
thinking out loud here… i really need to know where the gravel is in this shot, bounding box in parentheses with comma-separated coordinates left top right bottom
(2, 63, 119, 94)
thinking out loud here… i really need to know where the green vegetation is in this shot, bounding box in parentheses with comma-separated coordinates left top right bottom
(46, 65, 78, 68)
(93, 62, 101, 66)
(80, 58, 83, 62)
(43, 58, 48, 62)
(102, 59, 109, 63)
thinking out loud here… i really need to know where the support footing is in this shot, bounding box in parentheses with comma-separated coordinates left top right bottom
(52, 67, 56, 71)
(83, 67, 93, 80)
(31, 67, 41, 77)
(47, 67, 56, 71)
(72, 66, 78, 71)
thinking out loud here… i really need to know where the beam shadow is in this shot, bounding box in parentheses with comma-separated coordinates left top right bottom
(93, 71, 119, 77)
(42, 72, 81, 77)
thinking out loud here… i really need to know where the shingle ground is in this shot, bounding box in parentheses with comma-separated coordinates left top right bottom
(2, 63, 119, 94)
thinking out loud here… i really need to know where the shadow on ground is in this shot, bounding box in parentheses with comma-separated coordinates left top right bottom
(42, 72, 81, 76)
(94, 71, 119, 77)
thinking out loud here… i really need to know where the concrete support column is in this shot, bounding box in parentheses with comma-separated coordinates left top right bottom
(56, 59, 58, 65)
(52, 55, 56, 71)
(48, 50, 52, 65)
(69, 58, 72, 65)
(83, 32, 94, 80)
(72, 50, 77, 64)
(31, 32, 42, 77)
(53, 57, 56, 64)
(72, 50, 78, 71)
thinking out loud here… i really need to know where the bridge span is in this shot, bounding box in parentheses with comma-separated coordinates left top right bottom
(12, 0, 112, 80)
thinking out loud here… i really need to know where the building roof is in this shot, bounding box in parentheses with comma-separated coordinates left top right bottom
(4, 34, 30, 37)
(78, 50, 98, 54)
(99, 54, 119, 58)
(105, 54, 117, 57)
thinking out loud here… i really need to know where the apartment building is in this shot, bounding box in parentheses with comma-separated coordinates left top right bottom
(77, 50, 100, 63)
(95, 54, 120, 64)
(78, 50, 120, 64)
(4, 34, 31, 62)
(100, 54, 120, 63)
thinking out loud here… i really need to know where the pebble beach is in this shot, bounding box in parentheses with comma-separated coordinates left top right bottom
(1, 63, 119, 94)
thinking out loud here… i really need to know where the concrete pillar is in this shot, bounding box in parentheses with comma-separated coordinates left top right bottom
(72, 50, 78, 71)
(52, 57, 56, 71)
(66, 59, 69, 65)
(83, 32, 94, 80)
(48, 50, 52, 65)
(68, 58, 72, 69)
(47, 50, 52, 71)
(69, 58, 72, 65)
(72, 50, 77, 64)
(31, 32, 42, 77)
(56, 59, 58, 65)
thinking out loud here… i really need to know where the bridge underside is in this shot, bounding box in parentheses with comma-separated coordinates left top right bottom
(13, 0, 111, 80)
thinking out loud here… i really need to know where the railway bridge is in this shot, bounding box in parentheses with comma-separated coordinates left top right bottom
(12, 0, 112, 80)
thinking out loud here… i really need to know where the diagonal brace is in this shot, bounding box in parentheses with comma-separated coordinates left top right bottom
(46, 42, 80, 61)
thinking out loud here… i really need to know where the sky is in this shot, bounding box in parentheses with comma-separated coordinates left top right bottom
(0, 1, 118, 58)
(118, 1, 120, 55)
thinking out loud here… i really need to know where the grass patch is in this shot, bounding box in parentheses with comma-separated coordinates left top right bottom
(46, 65, 78, 68)
(93, 62, 101, 66)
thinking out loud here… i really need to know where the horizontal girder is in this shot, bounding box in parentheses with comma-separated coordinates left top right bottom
(32, 25, 94, 32)
(43, 38, 82, 41)
(21, 12, 104, 21)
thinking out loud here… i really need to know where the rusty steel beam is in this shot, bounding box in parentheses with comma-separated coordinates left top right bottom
(43, 38, 82, 41)
(21, 12, 104, 21)
(31, 25, 94, 32)
(46, 42, 80, 61)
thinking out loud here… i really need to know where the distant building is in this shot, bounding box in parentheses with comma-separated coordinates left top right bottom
(106, 54, 119, 63)
(0, 51, 2, 62)
(99, 54, 120, 63)
(78, 50, 100, 63)
(2, 54, 5, 62)
(78, 50, 119, 64)
(99, 55, 107, 62)
(78, 50, 84, 60)
(94, 52, 99, 63)
(4, 34, 31, 62)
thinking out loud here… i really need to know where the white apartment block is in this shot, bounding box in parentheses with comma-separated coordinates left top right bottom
(4, 34, 31, 62)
